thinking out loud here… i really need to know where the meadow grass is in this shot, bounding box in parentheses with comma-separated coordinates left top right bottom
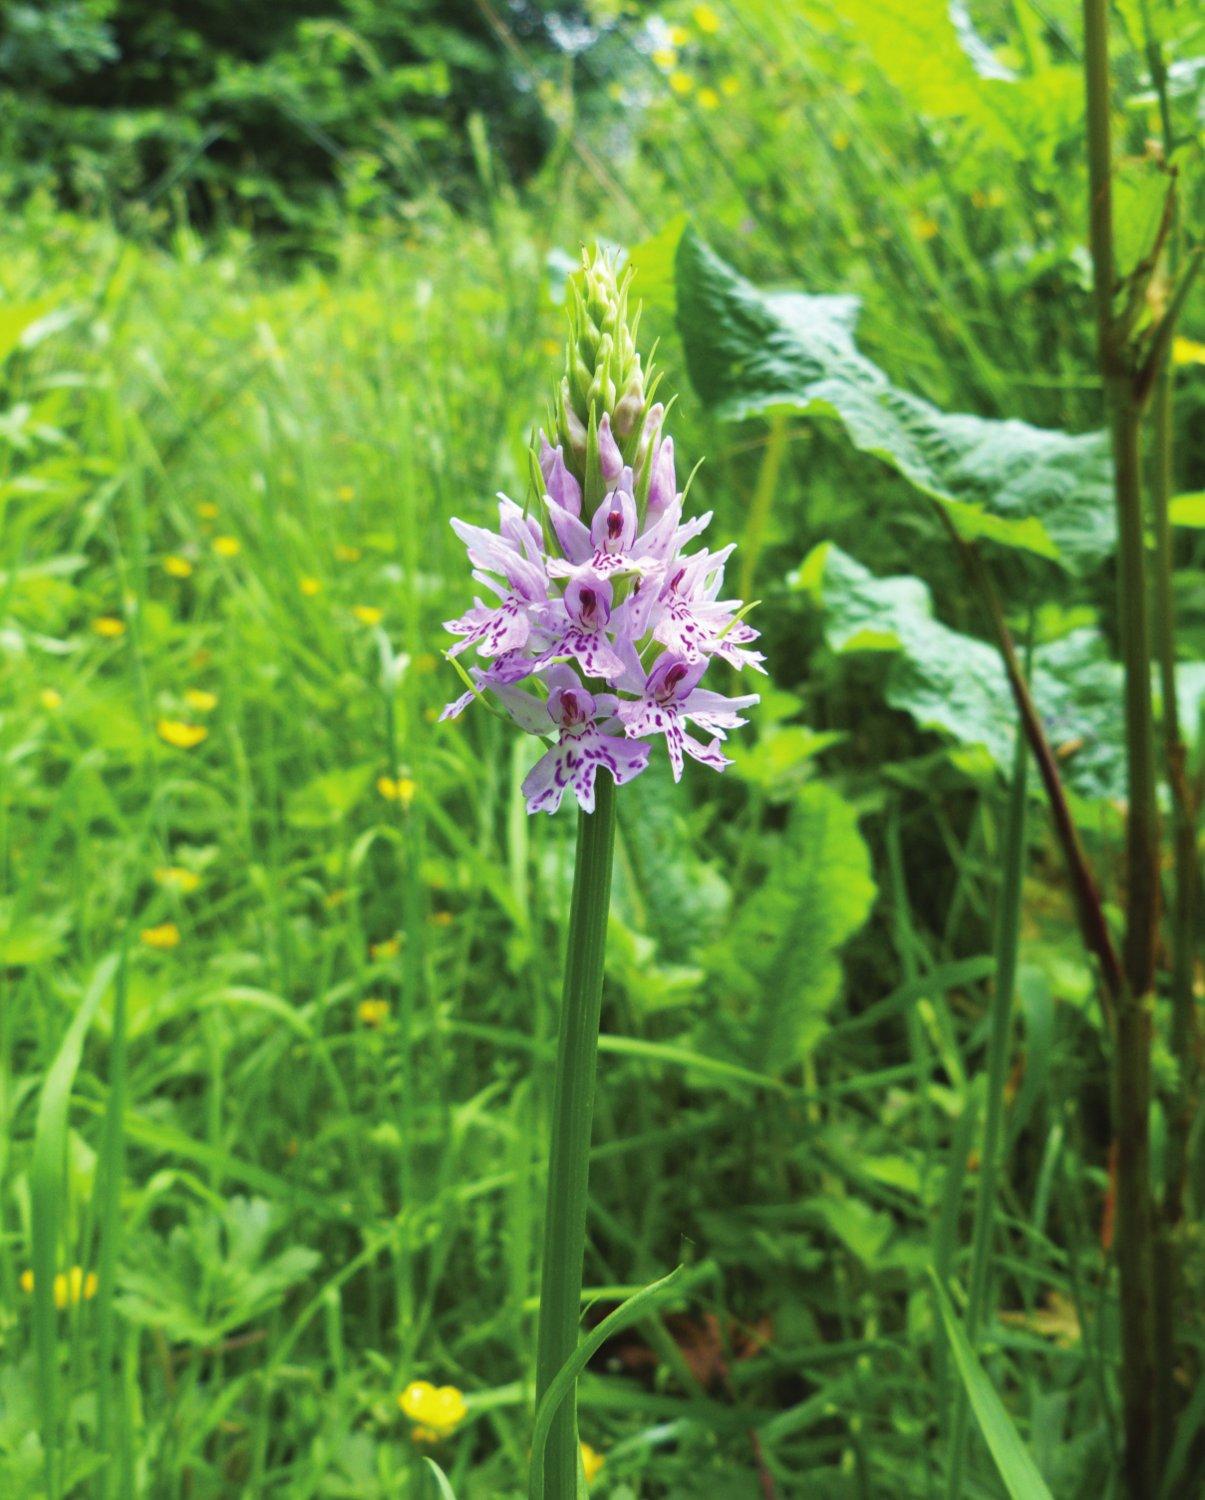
(0, 201, 1116, 1498)
(2, 2, 1201, 1492)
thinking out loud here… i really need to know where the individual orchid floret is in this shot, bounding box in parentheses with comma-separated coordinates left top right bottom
(520, 666, 650, 815)
(616, 648, 758, 781)
(439, 245, 762, 815)
(534, 575, 626, 680)
(651, 547, 766, 672)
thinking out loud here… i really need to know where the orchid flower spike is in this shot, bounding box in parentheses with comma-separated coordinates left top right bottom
(442, 247, 762, 814)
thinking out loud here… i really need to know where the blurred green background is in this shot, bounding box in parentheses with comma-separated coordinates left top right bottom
(1, 1, 1202, 1496)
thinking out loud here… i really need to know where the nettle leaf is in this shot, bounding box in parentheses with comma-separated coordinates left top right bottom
(704, 783, 875, 1071)
(676, 229, 1115, 573)
(798, 542, 1130, 800)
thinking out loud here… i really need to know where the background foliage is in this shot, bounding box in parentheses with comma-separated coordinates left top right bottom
(1, 1, 1202, 1496)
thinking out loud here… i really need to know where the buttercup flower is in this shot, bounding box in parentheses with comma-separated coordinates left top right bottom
(398, 1380, 468, 1440)
(158, 719, 208, 749)
(441, 249, 761, 814)
(141, 922, 181, 950)
(21, 1266, 98, 1309)
(581, 1442, 605, 1482)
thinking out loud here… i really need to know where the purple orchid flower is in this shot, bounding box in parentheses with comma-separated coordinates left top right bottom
(441, 395, 762, 813)
(521, 666, 650, 815)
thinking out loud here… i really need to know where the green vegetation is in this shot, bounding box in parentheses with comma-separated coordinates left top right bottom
(1, 1, 1202, 1496)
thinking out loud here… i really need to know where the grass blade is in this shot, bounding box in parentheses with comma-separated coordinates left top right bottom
(31, 952, 119, 1500)
(529, 1264, 686, 1500)
(928, 1269, 1053, 1500)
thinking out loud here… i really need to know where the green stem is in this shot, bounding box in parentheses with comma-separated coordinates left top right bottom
(533, 775, 617, 1499)
(1082, 4, 1160, 1492)
(1139, 15, 1200, 1449)
(738, 413, 790, 603)
(946, 721, 1028, 1499)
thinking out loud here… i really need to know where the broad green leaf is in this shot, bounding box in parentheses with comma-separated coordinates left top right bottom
(625, 213, 687, 314)
(676, 229, 1115, 572)
(798, 542, 1126, 801)
(705, 782, 875, 1070)
(928, 1270, 1055, 1500)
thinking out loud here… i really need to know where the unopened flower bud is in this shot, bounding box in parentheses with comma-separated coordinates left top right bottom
(540, 433, 582, 516)
(647, 435, 677, 516)
(559, 380, 588, 463)
(597, 413, 623, 483)
(612, 368, 645, 440)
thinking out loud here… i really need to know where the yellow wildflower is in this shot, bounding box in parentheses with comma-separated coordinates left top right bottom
(40, 688, 63, 711)
(693, 3, 720, 33)
(909, 211, 940, 242)
(720, 74, 739, 96)
(141, 921, 181, 950)
(377, 775, 416, 807)
(92, 616, 126, 638)
(581, 1443, 605, 1482)
(430, 910, 454, 928)
(336, 484, 355, 502)
(371, 936, 401, 961)
(334, 544, 362, 563)
(197, 502, 220, 520)
(1173, 336, 1205, 367)
(832, 129, 851, 152)
(299, 576, 323, 596)
(353, 605, 384, 626)
(157, 719, 208, 749)
(184, 688, 218, 713)
(154, 866, 201, 894)
(21, 1267, 98, 1308)
(668, 24, 688, 46)
(358, 997, 390, 1028)
(164, 555, 193, 578)
(213, 535, 241, 558)
(698, 85, 719, 109)
(651, 46, 677, 70)
(398, 1381, 467, 1437)
(668, 70, 694, 96)
(410, 1426, 442, 1445)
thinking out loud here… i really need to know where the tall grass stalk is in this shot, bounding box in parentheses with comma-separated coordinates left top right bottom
(1082, 2, 1160, 1490)
(532, 775, 617, 1499)
(95, 944, 130, 1497)
(945, 723, 1028, 1497)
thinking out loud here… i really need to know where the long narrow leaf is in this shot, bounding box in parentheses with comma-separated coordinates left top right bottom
(529, 1265, 686, 1500)
(31, 953, 119, 1500)
(928, 1269, 1053, 1500)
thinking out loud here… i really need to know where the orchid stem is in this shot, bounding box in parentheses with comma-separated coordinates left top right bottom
(533, 774, 617, 1499)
